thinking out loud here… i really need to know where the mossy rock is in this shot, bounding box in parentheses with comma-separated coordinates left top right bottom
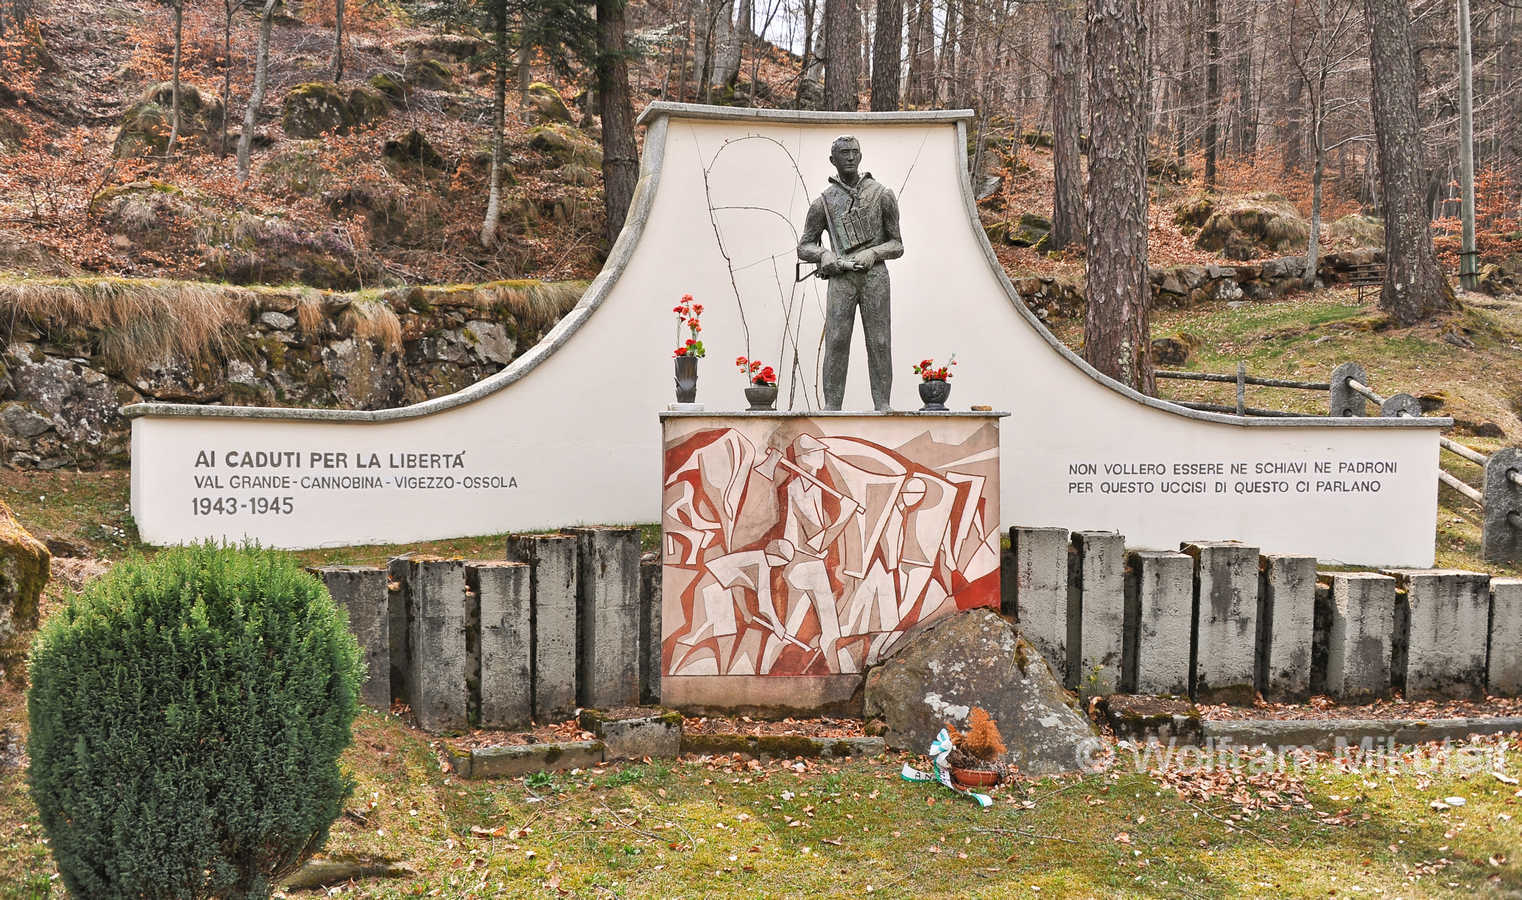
(382, 129, 444, 170)
(526, 123, 600, 169)
(113, 101, 173, 157)
(282, 82, 350, 138)
(112, 82, 224, 158)
(552, 162, 600, 186)
(367, 71, 407, 102)
(1327, 213, 1384, 249)
(0, 499, 49, 644)
(88, 180, 197, 245)
(1194, 192, 1309, 260)
(346, 86, 390, 126)
(403, 57, 454, 91)
(259, 143, 330, 196)
(0, 113, 27, 153)
(1173, 195, 1215, 231)
(525, 81, 573, 123)
(1007, 212, 1051, 247)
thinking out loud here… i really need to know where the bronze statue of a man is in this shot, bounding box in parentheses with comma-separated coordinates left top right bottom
(797, 136, 904, 411)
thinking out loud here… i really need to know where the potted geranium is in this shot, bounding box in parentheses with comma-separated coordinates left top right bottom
(913, 355, 956, 411)
(945, 707, 1007, 789)
(735, 356, 778, 410)
(672, 295, 705, 403)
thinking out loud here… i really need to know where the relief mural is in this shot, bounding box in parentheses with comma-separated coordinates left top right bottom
(661, 419, 1002, 678)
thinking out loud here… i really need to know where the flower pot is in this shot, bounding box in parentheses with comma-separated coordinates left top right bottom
(949, 765, 1001, 789)
(918, 379, 951, 411)
(744, 383, 778, 411)
(674, 355, 698, 403)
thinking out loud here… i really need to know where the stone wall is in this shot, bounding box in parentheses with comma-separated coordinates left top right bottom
(1017, 249, 1385, 321)
(0, 278, 583, 469)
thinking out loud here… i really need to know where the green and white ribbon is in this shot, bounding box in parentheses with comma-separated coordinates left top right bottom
(900, 728, 993, 808)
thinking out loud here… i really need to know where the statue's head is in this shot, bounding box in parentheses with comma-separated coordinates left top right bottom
(829, 136, 862, 179)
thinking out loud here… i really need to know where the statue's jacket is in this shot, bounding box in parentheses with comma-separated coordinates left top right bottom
(798, 173, 904, 272)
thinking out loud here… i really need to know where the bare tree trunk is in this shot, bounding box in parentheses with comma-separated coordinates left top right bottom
(221, 0, 234, 156)
(822, 0, 859, 109)
(1084, 0, 1153, 394)
(713, 0, 741, 88)
(518, 13, 532, 113)
(482, 0, 508, 248)
(1049, 0, 1084, 249)
(599, 0, 639, 244)
(1304, 83, 1325, 288)
(237, 0, 278, 184)
(166, 2, 183, 158)
(939, 0, 957, 107)
(1364, 0, 1457, 323)
(1203, 0, 1218, 187)
(1457, 0, 1476, 289)
(1281, 70, 1303, 175)
(332, 0, 345, 81)
(870, 0, 902, 110)
(908, 0, 934, 104)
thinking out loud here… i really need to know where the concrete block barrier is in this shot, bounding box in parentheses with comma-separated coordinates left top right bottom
(1184, 542, 1260, 702)
(1123, 551, 1192, 695)
(506, 533, 579, 722)
(1326, 572, 1396, 701)
(1388, 569, 1490, 700)
(1488, 578, 1522, 694)
(1010, 526, 1069, 680)
(399, 558, 469, 732)
(1069, 531, 1125, 693)
(639, 553, 663, 705)
(566, 526, 642, 709)
(312, 565, 391, 710)
(468, 561, 532, 729)
(1258, 554, 1316, 699)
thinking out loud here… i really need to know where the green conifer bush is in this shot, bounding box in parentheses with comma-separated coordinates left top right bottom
(26, 543, 363, 899)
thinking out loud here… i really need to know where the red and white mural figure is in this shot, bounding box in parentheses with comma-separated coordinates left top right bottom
(661, 419, 1002, 678)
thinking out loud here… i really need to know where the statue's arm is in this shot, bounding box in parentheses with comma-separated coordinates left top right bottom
(797, 197, 836, 270)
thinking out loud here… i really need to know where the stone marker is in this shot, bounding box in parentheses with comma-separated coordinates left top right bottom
(1183, 541, 1260, 703)
(1069, 531, 1125, 693)
(639, 553, 662, 705)
(505, 533, 579, 722)
(1325, 572, 1396, 700)
(400, 558, 468, 732)
(1124, 550, 1192, 695)
(566, 526, 642, 708)
(1258, 554, 1316, 699)
(312, 565, 390, 709)
(1010, 526, 1070, 680)
(1387, 569, 1490, 699)
(1490, 579, 1522, 694)
(862, 608, 1099, 775)
(467, 561, 532, 729)
(579, 707, 681, 760)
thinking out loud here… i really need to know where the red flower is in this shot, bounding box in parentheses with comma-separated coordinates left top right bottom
(693, 304, 704, 314)
(682, 294, 694, 302)
(686, 338, 696, 346)
(674, 347, 686, 356)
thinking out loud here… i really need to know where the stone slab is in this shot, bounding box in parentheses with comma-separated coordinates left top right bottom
(1070, 531, 1125, 694)
(1386, 569, 1490, 700)
(566, 526, 642, 708)
(1203, 716, 1522, 752)
(1482, 448, 1522, 564)
(505, 533, 579, 722)
(1124, 551, 1193, 696)
(1010, 526, 1070, 680)
(639, 553, 663, 705)
(402, 558, 468, 732)
(1097, 695, 1202, 746)
(1258, 554, 1316, 699)
(311, 565, 390, 709)
(1184, 542, 1261, 703)
(468, 561, 532, 729)
(450, 740, 606, 779)
(1326, 572, 1396, 701)
(579, 707, 682, 760)
(1491, 578, 1522, 695)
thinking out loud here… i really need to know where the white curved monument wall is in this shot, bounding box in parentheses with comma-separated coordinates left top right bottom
(128, 104, 1444, 564)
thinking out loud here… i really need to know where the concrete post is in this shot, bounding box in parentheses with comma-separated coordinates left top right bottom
(1183, 542, 1260, 703)
(312, 565, 390, 710)
(386, 558, 411, 708)
(1124, 550, 1193, 695)
(1387, 569, 1491, 699)
(401, 558, 469, 732)
(1482, 447, 1522, 565)
(639, 553, 663, 705)
(1069, 531, 1125, 694)
(1489, 578, 1522, 695)
(1010, 526, 1070, 681)
(1329, 362, 1369, 417)
(467, 561, 532, 729)
(565, 526, 642, 709)
(505, 533, 579, 722)
(1325, 572, 1396, 700)
(1258, 554, 1316, 699)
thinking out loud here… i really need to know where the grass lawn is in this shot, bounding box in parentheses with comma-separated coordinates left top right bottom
(5, 704, 1520, 898)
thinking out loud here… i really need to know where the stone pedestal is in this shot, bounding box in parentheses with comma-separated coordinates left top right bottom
(659, 410, 1006, 713)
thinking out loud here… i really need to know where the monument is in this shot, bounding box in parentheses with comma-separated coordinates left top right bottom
(797, 136, 904, 411)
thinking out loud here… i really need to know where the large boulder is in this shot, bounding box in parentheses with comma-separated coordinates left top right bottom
(1327, 214, 1384, 249)
(526, 124, 600, 169)
(525, 82, 574, 124)
(863, 608, 1099, 775)
(113, 82, 225, 158)
(281, 83, 388, 138)
(1194, 193, 1310, 260)
(0, 498, 49, 646)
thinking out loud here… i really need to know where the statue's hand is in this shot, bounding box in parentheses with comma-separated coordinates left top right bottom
(818, 253, 844, 277)
(851, 249, 878, 270)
